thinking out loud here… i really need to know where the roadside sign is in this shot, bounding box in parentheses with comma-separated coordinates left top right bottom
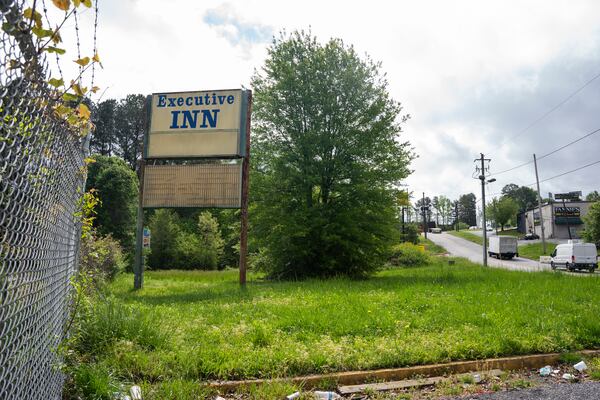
(146, 89, 250, 159)
(554, 191, 582, 200)
(143, 227, 151, 248)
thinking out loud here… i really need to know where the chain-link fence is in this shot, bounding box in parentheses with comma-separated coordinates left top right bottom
(1, 1, 87, 398)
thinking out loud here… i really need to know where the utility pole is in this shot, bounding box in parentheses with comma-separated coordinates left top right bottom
(533, 154, 547, 254)
(422, 192, 428, 239)
(455, 202, 459, 231)
(474, 153, 491, 267)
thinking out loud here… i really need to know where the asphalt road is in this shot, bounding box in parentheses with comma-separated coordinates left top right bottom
(457, 382, 600, 399)
(427, 232, 547, 272)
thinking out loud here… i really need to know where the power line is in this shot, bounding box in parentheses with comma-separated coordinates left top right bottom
(526, 158, 600, 186)
(537, 127, 600, 161)
(499, 70, 600, 146)
(490, 126, 600, 176)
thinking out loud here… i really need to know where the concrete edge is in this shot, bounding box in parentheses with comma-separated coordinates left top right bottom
(209, 350, 600, 392)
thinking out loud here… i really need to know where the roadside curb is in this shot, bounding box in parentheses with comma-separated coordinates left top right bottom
(209, 350, 600, 392)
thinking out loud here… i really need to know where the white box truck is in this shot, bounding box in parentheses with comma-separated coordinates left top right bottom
(550, 241, 598, 272)
(488, 236, 518, 260)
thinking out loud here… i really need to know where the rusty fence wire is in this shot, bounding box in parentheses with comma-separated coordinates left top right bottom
(0, 1, 88, 398)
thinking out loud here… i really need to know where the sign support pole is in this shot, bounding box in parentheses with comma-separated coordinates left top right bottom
(239, 91, 252, 286)
(134, 159, 146, 290)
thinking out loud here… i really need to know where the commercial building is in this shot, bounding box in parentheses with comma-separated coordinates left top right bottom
(519, 200, 594, 239)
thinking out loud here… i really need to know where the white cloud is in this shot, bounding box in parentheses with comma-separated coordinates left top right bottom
(70, 0, 600, 201)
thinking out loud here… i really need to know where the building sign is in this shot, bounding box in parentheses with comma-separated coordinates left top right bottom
(555, 191, 582, 200)
(142, 163, 242, 208)
(147, 89, 249, 159)
(554, 206, 583, 225)
(555, 207, 580, 217)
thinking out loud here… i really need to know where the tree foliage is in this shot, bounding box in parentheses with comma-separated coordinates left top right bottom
(583, 202, 600, 246)
(586, 191, 600, 202)
(457, 193, 477, 226)
(85, 155, 138, 255)
(90, 95, 146, 170)
(488, 196, 519, 231)
(147, 209, 181, 269)
(501, 184, 537, 212)
(251, 31, 413, 279)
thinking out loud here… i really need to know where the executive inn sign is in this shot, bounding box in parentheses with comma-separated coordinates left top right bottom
(135, 89, 252, 289)
(147, 89, 249, 158)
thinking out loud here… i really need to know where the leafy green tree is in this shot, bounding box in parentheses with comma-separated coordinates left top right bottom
(586, 191, 600, 202)
(583, 202, 600, 246)
(433, 195, 453, 227)
(501, 184, 538, 212)
(488, 196, 519, 231)
(458, 193, 477, 226)
(251, 31, 413, 279)
(90, 99, 117, 156)
(147, 209, 181, 269)
(114, 94, 146, 171)
(85, 155, 138, 254)
(197, 211, 225, 269)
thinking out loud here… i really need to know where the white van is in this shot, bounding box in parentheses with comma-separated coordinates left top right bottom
(550, 241, 598, 272)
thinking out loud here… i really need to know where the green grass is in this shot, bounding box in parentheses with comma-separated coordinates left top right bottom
(420, 237, 447, 255)
(447, 230, 484, 245)
(72, 261, 600, 398)
(518, 242, 557, 260)
(496, 228, 520, 237)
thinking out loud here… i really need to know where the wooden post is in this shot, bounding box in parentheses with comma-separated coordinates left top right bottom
(239, 91, 252, 286)
(134, 159, 145, 289)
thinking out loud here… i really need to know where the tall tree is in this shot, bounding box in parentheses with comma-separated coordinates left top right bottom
(436, 195, 453, 226)
(114, 94, 146, 171)
(583, 202, 600, 246)
(251, 31, 413, 279)
(90, 99, 117, 156)
(488, 196, 519, 231)
(85, 155, 138, 256)
(501, 184, 538, 212)
(586, 191, 600, 202)
(457, 193, 477, 226)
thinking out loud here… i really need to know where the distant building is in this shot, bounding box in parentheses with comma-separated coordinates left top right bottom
(519, 201, 594, 239)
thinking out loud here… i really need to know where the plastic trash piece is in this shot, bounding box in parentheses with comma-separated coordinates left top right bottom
(214, 397, 227, 400)
(539, 366, 552, 376)
(473, 374, 482, 383)
(287, 392, 301, 400)
(562, 373, 575, 380)
(130, 386, 142, 400)
(574, 361, 587, 372)
(314, 391, 342, 399)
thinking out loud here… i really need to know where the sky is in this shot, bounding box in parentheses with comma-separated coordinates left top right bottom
(60, 0, 600, 204)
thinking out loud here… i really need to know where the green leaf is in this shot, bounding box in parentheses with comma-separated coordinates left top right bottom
(62, 93, 79, 102)
(46, 46, 66, 55)
(74, 56, 90, 67)
(24, 8, 43, 28)
(48, 78, 64, 87)
(32, 26, 54, 38)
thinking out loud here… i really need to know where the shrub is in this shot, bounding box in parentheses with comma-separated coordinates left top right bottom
(174, 232, 215, 269)
(458, 222, 470, 230)
(389, 242, 430, 267)
(197, 211, 224, 268)
(79, 231, 125, 284)
(399, 223, 419, 244)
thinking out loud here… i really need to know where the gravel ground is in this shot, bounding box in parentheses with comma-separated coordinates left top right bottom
(459, 381, 600, 399)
